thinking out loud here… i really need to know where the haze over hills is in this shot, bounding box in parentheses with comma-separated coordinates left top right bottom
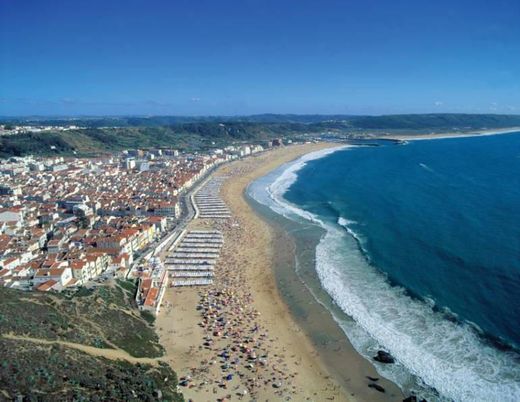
(3, 113, 520, 128)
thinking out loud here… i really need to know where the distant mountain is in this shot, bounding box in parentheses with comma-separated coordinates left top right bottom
(2, 113, 520, 129)
(0, 114, 354, 127)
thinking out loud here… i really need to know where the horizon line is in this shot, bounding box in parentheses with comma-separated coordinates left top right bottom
(1, 112, 520, 119)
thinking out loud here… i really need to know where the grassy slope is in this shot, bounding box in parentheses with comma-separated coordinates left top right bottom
(0, 280, 184, 401)
(1, 339, 181, 402)
(1, 114, 520, 157)
(0, 124, 295, 157)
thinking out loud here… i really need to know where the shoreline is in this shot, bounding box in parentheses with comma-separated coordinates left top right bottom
(246, 182, 406, 401)
(257, 140, 520, 402)
(156, 143, 403, 401)
(382, 126, 520, 141)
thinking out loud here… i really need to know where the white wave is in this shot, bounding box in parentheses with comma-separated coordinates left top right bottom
(338, 216, 358, 226)
(337, 216, 370, 256)
(250, 148, 520, 402)
(268, 145, 350, 199)
(315, 225, 520, 402)
(265, 145, 351, 222)
(419, 162, 435, 173)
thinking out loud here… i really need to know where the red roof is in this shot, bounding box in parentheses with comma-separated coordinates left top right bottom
(144, 287, 159, 307)
(37, 279, 57, 292)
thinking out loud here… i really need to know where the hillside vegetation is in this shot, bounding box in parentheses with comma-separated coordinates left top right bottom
(0, 123, 311, 157)
(0, 281, 184, 401)
(1, 113, 519, 157)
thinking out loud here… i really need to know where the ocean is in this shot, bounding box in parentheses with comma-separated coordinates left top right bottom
(247, 133, 520, 402)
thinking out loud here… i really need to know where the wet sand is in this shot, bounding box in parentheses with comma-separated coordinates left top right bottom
(157, 143, 403, 401)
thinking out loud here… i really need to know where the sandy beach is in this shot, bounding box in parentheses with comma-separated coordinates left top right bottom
(383, 126, 520, 141)
(157, 143, 404, 401)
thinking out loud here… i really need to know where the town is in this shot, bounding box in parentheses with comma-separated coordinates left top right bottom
(0, 123, 83, 136)
(0, 141, 271, 296)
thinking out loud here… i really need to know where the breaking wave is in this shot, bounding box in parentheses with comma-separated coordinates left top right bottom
(252, 147, 520, 402)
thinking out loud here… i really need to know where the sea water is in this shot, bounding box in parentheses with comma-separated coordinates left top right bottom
(248, 133, 520, 401)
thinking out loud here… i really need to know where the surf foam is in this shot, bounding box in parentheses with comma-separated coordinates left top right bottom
(252, 146, 520, 402)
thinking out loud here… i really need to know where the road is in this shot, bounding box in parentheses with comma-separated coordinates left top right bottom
(125, 163, 224, 277)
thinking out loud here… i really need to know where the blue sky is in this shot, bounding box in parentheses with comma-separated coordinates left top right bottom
(1, 0, 519, 116)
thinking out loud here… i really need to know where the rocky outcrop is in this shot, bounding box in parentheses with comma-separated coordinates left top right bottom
(373, 350, 395, 364)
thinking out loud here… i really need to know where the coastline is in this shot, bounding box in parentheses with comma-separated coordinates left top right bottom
(156, 143, 403, 401)
(259, 138, 520, 402)
(382, 126, 520, 141)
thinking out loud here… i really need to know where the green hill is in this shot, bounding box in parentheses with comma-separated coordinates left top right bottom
(0, 123, 312, 157)
(1, 113, 519, 157)
(0, 281, 184, 401)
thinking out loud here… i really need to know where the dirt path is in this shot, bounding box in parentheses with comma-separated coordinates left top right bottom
(3, 333, 160, 365)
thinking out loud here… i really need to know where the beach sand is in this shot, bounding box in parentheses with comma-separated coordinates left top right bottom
(383, 126, 520, 141)
(157, 143, 404, 401)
